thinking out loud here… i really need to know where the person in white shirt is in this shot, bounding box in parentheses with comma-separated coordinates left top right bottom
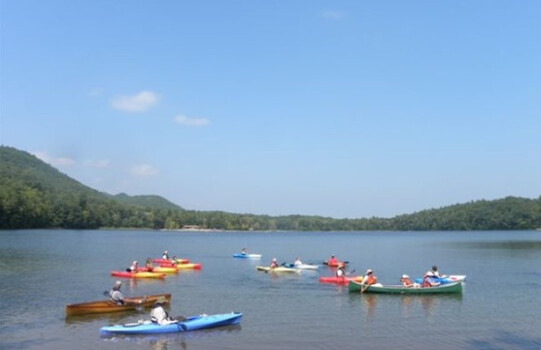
(335, 263, 346, 277)
(150, 297, 177, 325)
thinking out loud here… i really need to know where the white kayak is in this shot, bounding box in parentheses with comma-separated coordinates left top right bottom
(283, 263, 320, 270)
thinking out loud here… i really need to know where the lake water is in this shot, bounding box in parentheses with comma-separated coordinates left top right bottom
(1, 229, 540, 350)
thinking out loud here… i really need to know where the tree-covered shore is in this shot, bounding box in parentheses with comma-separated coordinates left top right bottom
(1, 146, 540, 231)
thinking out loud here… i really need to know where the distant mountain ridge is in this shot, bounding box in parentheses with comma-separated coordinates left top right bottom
(1, 145, 540, 230)
(112, 193, 183, 211)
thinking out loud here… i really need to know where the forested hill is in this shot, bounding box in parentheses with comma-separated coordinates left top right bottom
(111, 193, 183, 211)
(0, 146, 182, 229)
(1, 145, 540, 231)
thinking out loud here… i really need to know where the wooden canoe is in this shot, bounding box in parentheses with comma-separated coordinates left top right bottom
(348, 281, 462, 294)
(65, 293, 171, 316)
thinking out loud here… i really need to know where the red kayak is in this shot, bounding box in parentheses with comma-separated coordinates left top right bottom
(318, 275, 363, 285)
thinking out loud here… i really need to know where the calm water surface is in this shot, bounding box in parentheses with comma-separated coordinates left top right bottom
(1, 230, 540, 350)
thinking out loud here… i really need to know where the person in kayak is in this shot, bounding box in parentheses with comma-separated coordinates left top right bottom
(162, 251, 170, 259)
(145, 258, 154, 271)
(241, 248, 248, 255)
(428, 265, 446, 278)
(126, 260, 138, 272)
(150, 297, 177, 325)
(109, 281, 126, 304)
(361, 269, 378, 285)
(293, 257, 303, 267)
(270, 258, 279, 269)
(335, 263, 346, 277)
(327, 255, 338, 266)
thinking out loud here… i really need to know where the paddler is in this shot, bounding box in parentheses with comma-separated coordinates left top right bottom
(335, 263, 346, 277)
(327, 254, 338, 266)
(269, 258, 279, 269)
(150, 297, 178, 325)
(109, 280, 126, 304)
(361, 269, 378, 286)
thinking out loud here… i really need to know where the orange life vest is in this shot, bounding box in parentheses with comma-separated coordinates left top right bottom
(366, 275, 377, 285)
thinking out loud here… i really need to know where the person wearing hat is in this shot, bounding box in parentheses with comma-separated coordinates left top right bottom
(400, 274, 414, 287)
(150, 297, 177, 325)
(361, 269, 378, 286)
(109, 281, 126, 304)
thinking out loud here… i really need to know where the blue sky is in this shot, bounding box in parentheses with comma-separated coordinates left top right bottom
(1, 1, 540, 218)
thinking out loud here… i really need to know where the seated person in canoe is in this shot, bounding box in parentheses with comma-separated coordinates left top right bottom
(400, 274, 420, 288)
(109, 280, 126, 304)
(162, 250, 170, 259)
(293, 257, 303, 266)
(421, 271, 441, 287)
(241, 248, 248, 255)
(361, 269, 378, 285)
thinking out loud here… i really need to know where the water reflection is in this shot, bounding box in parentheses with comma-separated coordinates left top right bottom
(100, 325, 241, 348)
(448, 240, 541, 251)
(351, 293, 463, 319)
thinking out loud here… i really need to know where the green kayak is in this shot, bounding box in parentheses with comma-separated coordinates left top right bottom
(348, 281, 462, 294)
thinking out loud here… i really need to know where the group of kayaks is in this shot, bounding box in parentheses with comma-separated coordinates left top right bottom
(66, 251, 467, 337)
(66, 252, 242, 336)
(243, 252, 468, 295)
(109, 257, 202, 279)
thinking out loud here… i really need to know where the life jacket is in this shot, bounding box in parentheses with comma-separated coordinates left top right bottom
(402, 278, 413, 286)
(421, 278, 433, 287)
(366, 275, 376, 285)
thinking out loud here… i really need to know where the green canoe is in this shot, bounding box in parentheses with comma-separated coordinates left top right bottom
(348, 281, 462, 294)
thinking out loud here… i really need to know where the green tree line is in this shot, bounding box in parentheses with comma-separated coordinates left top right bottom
(1, 146, 540, 231)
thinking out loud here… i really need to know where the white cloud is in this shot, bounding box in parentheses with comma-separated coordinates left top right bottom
(174, 115, 210, 127)
(323, 11, 344, 20)
(111, 91, 159, 112)
(131, 164, 159, 177)
(32, 151, 75, 167)
(84, 159, 111, 168)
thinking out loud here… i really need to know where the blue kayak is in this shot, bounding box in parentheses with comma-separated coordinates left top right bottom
(233, 253, 262, 259)
(100, 312, 242, 335)
(414, 275, 467, 284)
